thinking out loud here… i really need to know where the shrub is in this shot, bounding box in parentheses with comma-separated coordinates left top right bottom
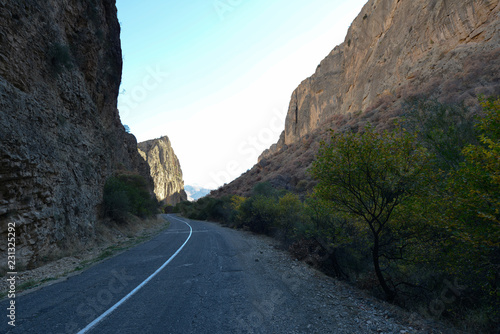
(172, 196, 237, 222)
(236, 195, 278, 235)
(103, 174, 158, 223)
(401, 98, 478, 170)
(162, 205, 174, 213)
(173, 201, 195, 217)
(252, 181, 276, 197)
(295, 179, 309, 192)
(276, 193, 305, 243)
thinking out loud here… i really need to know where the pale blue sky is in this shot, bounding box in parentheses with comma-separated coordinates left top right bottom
(116, 0, 367, 189)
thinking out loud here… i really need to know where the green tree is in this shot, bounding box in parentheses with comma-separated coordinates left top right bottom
(103, 174, 158, 222)
(248, 195, 279, 234)
(413, 98, 500, 326)
(459, 97, 500, 230)
(428, 98, 500, 256)
(252, 181, 276, 197)
(444, 98, 499, 310)
(402, 98, 477, 170)
(276, 193, 304, 243)
(311, 125, 429, 300)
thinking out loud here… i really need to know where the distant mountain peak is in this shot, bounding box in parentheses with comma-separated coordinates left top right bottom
(184, 185, 212, 201)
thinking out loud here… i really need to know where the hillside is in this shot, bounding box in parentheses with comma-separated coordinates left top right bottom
(0, 0, 152, 268)
(212, 0, 500, 197)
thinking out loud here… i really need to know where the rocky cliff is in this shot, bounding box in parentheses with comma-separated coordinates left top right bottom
(261, 0, 500, 159)
(213, 0, 500, 197)
(0, 0, 152, 268)
(138, 137, 187, 205)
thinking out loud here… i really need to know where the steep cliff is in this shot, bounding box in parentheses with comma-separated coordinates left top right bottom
(0, 0, 152, 267)
(138, 137, 187, 205)
(213, 0, 500, 197)
(269, 0, 500, 154)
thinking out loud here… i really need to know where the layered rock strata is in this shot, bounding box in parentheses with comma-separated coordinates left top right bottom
(261, 0, 500, 160)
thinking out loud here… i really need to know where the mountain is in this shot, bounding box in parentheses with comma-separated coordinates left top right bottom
(138, 136, 188, 205)
(184, 185, 211, 201)
(0, 0, 153, 268)
(212, 0, 500, 197)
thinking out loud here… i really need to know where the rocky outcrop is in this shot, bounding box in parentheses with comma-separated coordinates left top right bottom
(260, 0, 500, 160)
(0, 0, 152, 267)
(138, 137, 187, 205)
(213, 0, 500, 197)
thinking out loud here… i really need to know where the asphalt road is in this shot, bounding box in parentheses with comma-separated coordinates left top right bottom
(0, 214, 317, 334)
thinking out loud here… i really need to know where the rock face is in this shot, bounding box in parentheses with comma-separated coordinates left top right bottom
(0, 0, 152, 267)
(138, 137, 187, 205)
(214, 0, 500, 197)
(261, 0, 500, 160)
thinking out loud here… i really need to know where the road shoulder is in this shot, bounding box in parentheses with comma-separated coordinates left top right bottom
(203, 220, 462, 334)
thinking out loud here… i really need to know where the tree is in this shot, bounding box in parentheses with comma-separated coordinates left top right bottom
(236, 194, 278, 235)
(276, 193, 304, 243)
(401, 98, 477, 171)
(103, 174, 159, 222)
(311, 125, 429, 300)
(410, 98, 500, 325)
(459, 97, 500, 231)
(442, 98, 500, 308)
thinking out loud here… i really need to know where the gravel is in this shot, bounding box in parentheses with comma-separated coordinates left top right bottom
(217, 222, 464, 334)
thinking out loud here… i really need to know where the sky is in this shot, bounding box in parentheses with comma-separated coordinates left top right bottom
(116, 0, 368, 189)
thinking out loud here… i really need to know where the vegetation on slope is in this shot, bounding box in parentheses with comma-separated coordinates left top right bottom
(174, 97, 499, 332)
(103, 173, 159, 223)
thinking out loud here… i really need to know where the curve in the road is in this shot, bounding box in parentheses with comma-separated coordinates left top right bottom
(77, 216, 192, 334)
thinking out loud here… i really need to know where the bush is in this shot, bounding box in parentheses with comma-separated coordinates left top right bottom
(168, 97, 500, 331)
(172, 196, 236, 222)
(401, 98, 478, 170)
(276, 193, 305, 243)
(252, 181, 276, 197)
(311, 124, 430, 300)
(103, 174, 158, 223)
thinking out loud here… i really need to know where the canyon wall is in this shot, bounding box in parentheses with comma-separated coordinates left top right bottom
(138, 137, 187, 205)
(261, 0, 500, 159)
(214, 0, 500, 197)
(0, 0, 152, 267)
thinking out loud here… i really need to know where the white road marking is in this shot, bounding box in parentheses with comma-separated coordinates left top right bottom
(78, 216, 193, 334)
